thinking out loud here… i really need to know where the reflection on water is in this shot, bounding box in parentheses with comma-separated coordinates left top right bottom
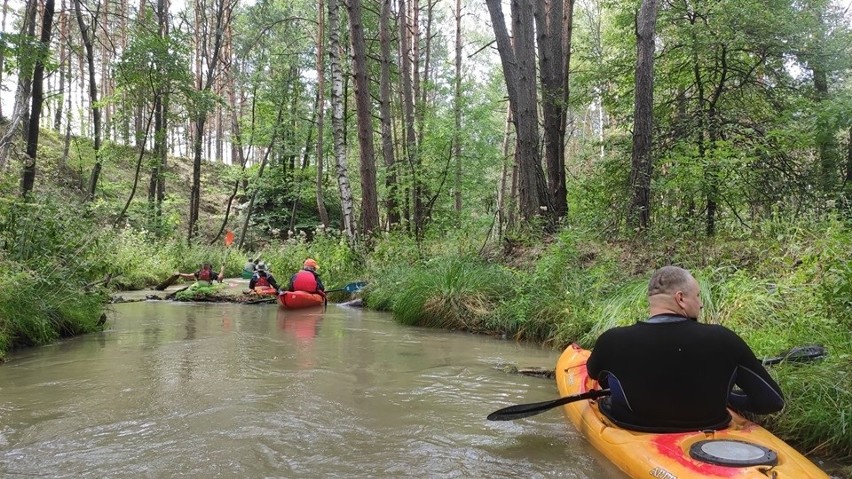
(277, 308, 323, 369)
(278, 308, 322, 342)
(0, 302, 626, 478)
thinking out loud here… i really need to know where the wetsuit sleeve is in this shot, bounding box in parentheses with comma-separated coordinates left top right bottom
(287, 274, 296, 292)
(727, 333, 785, 414)
(268, 275, 281, 291)
(315, 274, 325, 291)
(249, 276, 257, 289)
(586, 332, 612, 382)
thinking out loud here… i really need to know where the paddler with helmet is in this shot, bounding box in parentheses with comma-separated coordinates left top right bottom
(287, 258, 325, 296)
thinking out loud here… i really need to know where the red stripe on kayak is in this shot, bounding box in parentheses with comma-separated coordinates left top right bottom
(652, 433, 739, 477)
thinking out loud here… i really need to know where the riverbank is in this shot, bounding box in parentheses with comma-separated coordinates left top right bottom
(109, 278, 255, 303)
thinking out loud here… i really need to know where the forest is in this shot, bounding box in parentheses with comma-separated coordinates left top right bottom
(0, 0, 850, 467)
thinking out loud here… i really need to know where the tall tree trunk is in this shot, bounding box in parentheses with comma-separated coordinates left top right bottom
(119, 0, 128, 142)
(0, 0, 37, 167)
(188, 0, 229, 243)
(535, 0, 569, 219)
(452, 0, 462, 214)
(379, 0, 399, 227)
(19, 0, 38, 135)
(485, 0, 554, 228)
(418, 0, 434, 145)
(347, 0, 380, 234)
(148, 0, 169, 233)
(0, 0, 9, 119)
(315, 0, 330, 228)
(134, 0, 146, 147)
(627, 0, 657, 231)
(100, 0, 111, 140)
(399, 0, 423, 236)
(329, 0, 357, 241)
(21, 0, 55, 196)
(704, 48, 727, 237)
(497, 105, 513, 236)
(74, 0, 103, 200)
(117, 107, 156, 226)
(691, 24, 707, 229)
(53, 4, 66, 131)
(411, 0, 421, 141)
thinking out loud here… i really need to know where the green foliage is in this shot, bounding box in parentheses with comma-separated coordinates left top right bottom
(174, 282, 224, 300)
(115, 23, 194, 109)
(767, 349, 852, 460)
(0, 196, 107, 360)
(365, 255, 514, 330)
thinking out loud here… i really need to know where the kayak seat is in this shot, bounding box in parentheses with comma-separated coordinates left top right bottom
(597, 396, 732, 434)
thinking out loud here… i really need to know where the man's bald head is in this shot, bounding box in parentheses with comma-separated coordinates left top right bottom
(647, 266, 703, 319)
(648, 266, 695, 297)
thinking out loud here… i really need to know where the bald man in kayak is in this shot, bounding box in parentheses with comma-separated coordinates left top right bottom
(586, 266, 784, 432)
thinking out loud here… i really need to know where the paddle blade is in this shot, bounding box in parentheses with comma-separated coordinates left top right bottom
(224, 230, 235, 247)
(487, 389, 611, 421)
(762, 344, 827, 365)
(343, 281, 367, 293)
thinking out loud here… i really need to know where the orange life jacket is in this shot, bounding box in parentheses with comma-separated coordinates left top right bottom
(291, 270, 318, 292)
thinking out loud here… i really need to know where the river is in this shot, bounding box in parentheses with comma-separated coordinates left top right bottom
(0, 302, 628, 478)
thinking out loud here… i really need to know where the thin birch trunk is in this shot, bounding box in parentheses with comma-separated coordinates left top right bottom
(452, 0, 462, 213)
(328, 0, 357, 241)
(379, 0, 399, 227)
(315, 0, 330, 227)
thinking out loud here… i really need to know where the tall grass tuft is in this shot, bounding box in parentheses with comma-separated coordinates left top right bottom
(767, 350, 852, 460)
(387, 256, 514, 330)
(0, 197, 107, 360)
(578, 279, 647, 346)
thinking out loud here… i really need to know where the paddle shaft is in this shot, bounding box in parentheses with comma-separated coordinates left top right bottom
(487, 389, 611, 421)
(325, 281, 367, 294)
(487, 344, 827, 421)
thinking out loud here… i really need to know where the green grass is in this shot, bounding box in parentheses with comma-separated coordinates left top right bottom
(366, 255, 515, 331)
(768, 349, 852, 459)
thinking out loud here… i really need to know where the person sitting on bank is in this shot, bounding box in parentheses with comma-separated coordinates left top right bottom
(242, 257, 258, 279)
(288, 258, 325, 295)
(249, 261, 281, 292)
(176, 263, 224, 285)
(585, 265, 784, 433)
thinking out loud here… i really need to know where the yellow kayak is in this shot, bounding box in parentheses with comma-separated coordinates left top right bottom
(555, 343, 829, 478)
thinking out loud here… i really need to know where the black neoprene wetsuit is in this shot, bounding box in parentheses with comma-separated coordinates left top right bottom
(585, 315, 784, 432)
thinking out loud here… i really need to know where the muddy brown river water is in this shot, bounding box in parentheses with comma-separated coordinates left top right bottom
(0, 301, 637, 478)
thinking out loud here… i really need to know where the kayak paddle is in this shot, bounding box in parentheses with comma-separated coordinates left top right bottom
(487, 389, 611, 421)
(487, 343, 827, 421)
(326, 281, 367, 294)
(761, 344, 827, 365)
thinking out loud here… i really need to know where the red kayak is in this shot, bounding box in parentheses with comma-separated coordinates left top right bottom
(252, 286, 277, 296)
(278, 290, 325, 309)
